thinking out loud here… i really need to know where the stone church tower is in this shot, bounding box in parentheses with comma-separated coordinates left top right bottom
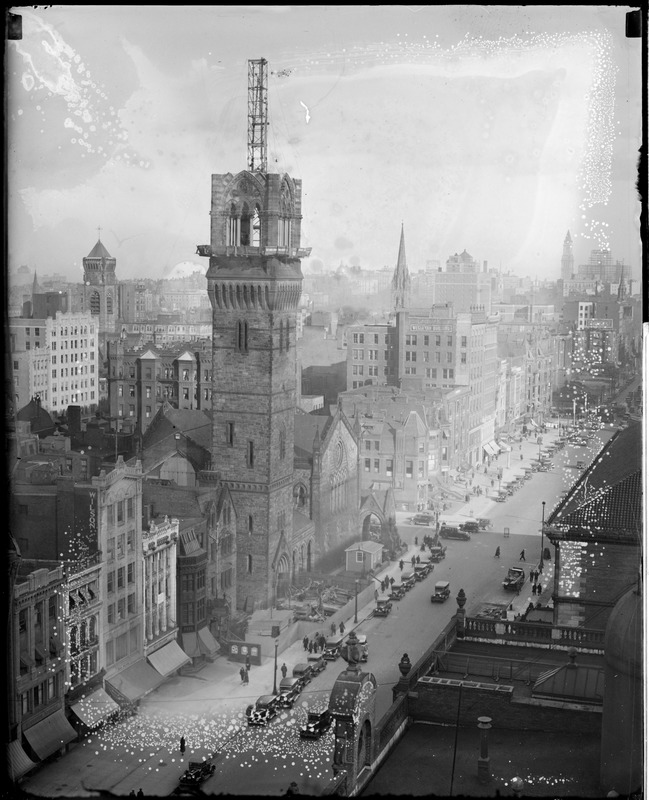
(197, 60, 311, 611)
(82, 236, 118, 339)
(561, 230, 574, 282)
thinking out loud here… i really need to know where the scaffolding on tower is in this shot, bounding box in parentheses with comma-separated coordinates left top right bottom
(248, 58, 268, 173)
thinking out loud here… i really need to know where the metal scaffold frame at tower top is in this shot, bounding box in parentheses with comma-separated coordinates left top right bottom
(248, 58, 268, 173)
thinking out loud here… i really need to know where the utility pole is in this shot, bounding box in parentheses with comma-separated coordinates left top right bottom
(248, 58, 268, 173)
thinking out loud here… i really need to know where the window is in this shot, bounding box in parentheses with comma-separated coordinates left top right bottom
(127, 562, 134, 584)
(117, 534, 125, 558)
(246, 440, 254, 468)
(129, 404, 135, 417)
(355, 550, 364, 563)
(406, 461, 413, 478)
(127, 593, 135, 615)
(236, 320, 249, 353)
(447, 336, 453, 347)
(461, 336, 467, 348)
(386, 459, 393, 477)
(145, 406, 151, 418)
(226, 422, 235, 446)
(117, 501, 124, 524)
(117, 598, 125, 620)
(146, 386, 151, 398)
(406, 335, 417, 346)
(117, 567, 125, 589)
(127, 530, 135, 552)
(107, 604, 115, 624)
(248, 515, 253, 534)
(107, 571, 114, 593)
(447, 351, 453, 363)
(279, 429, 286, 460)
(373, 459, 380, 473)
(418, 461, 425, 478)
(426, 368, 437, 378)
(364, 458, 371, 472)
(247, 554, 253, 573)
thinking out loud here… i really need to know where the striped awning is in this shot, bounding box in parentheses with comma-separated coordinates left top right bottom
(23, 710, 76, 760)
(147, 640, 191, 677)
(70, 687, 119, 728)
(7, 740, 36, 780)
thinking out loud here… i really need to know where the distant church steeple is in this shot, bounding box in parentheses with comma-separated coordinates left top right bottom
(391, 224, 411, 310)
(31, 269, 42, 297)
(561, 230, 574, 282)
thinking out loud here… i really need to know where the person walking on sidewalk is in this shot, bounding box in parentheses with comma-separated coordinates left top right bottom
(414, 536, 418, 546)
(494, 546, 500, 558)
(529, 569, 534, 583)
(303, 635, 309, 651)
(411, 554, 416, 567)
(245, 655, 251, 672)
(330, 622, 336, 636)
(519, 549, 526, 561)
(399, 559, 404, 571)
(339, 620, 345, 635)
(239, 666, 246, 684)
(308, 640, 313, 654)
(243, 668, 249, 685)
(281, 663, 288, 678)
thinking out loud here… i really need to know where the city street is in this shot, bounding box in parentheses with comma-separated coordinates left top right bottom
(20, 423, 617, 797)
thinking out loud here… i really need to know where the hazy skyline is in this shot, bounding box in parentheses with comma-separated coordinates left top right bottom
(6, 5, 642, 283)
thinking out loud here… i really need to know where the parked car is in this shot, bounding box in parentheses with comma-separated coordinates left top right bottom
(179, 761, 216, 788)
(459, 520, 480, 533)
(412, 512, 435, 526)
(430, 580, 451, 603)
(278, 677, 302, 708)
(414, 563, 432, 581)
(323, 636, 343, 660)
(502, 567, 525, 593)
(246, 695, 280, 726)
(389, 583, 406, 600)
(292, 663, 313, 688)
(307, 653, 327, 674)
(402, 571, 416, 590)
(439, 525, 471, 541)
(375, 598, 393, 616)
(495, 493, 507, 503)
(428, 545, 447, 562)
(299, 709, 332, 740)
(477, 518, 492, 530)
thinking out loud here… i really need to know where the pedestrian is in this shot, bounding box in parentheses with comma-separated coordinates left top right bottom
(399, 559, 404, 571)
(537, 583, 542, 595)
(520, 453, 524, 461)
(519, 549, 526, 561)
(529, 570, 534, 583)
(281, 663, 288, 678)
(243, 669, 249, 685)
(245, 655, 251, 672)
(389, 576, 395, 587)
(491, 479, 494, 488)
(416, 555, 421, 564)
(494, 546, 500, 558)
(411, 555, 416, 567)
(414, 536, 418, 546)
(303, 635, 308, 651)
(339, 620, 345, 635)
(374, 588, 379, 603)
(534, 569, 539, 583)
(137, 790, 144, 798)
(239, 666, 246, 684)
(308, 640, 313, 654)
(320, 633, 326, 650)
(180, 735, 186, 754)
(330, 622, 336, 636)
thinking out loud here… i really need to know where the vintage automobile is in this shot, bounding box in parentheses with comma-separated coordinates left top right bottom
(428, 545, 447, 563)
(307, 653, 327, 674)
(299, 709, 332, 740)
(430, 580, 451, 603)
(323, 636, 344, 660)
(401, 571, 416, 590)
(389, 583, 406, 600)
(502, 567, 526, 593)
(292, 663, 313, 688)
(353, 634, 369, 662)
(246, 695, 280, 726)
(277, 677, 302, 708)
(374, 598, 393, 617)
(414, 563, 431, 581)
(459, 520, 480, 533)
(412, 511, 436, 526)
(439, 525, 471, 541)
(179, 760, 216, 788)
(495, 492, 507, 503)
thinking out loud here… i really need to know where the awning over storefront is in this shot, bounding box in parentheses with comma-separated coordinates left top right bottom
(198, 627, 220, 656)
(7, 739, 36, 780)
(70, 687, 120, 728)
(23, 709, 76, 760)
(483, 442, 499, 457)
(182, 628, 220, 659)
(528, 419, 538, 428)
(147, 640, 191, 677)
(105, 659, 165, 704)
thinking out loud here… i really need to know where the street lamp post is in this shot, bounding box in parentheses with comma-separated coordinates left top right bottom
(354, 580, 359, 624)
(272, 639, 279, 695)
(540, 501, 546, 572)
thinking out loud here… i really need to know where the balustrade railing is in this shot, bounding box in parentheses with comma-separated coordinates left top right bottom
(464, 616, 605, 649)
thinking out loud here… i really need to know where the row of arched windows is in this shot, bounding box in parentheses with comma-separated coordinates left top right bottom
(89, 291, 113, 315)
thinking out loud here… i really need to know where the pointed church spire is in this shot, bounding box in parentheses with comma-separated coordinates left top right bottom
(32, 269, 42, 296)
(391, 223, 411, 310)
(617, 263, 626, 300)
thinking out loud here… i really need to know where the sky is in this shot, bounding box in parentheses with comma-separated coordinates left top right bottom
(6, 5, 643, 284)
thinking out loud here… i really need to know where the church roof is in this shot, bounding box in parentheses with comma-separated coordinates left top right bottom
(86, 239, 113, 259)
(293, 413, 327, 458)
(16, 397, 55, 437)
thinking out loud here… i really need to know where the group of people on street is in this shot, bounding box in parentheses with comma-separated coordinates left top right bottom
(238, 654, 251, 684)
(303, 632, 327, 653)
(530, 568, 543, 595)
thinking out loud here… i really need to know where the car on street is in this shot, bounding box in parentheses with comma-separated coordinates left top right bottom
(412, 512, 436, 526)
(299, 709, 332, 740)
(374, 598, 393, 616)
(402, 571, 416, 590)
(179, 760, 216, 788)
(323, 636, 344, 660)
(414, 563, 432, 581)
(278, 677, 302, 708)
(502, 567, 525, 593)
(307, 653, 327, 674)
(292, 663, 313, 688)
(477, 518, 492, 530)
(389, 583, 406, 600)
(246, 695, 280, 726)
(459, 520, 480, 533)
(439, 525, 471, 541)
(428, 544, 447, 562)
(353, 634, 369, 662)
(430, 580, 451, 603)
